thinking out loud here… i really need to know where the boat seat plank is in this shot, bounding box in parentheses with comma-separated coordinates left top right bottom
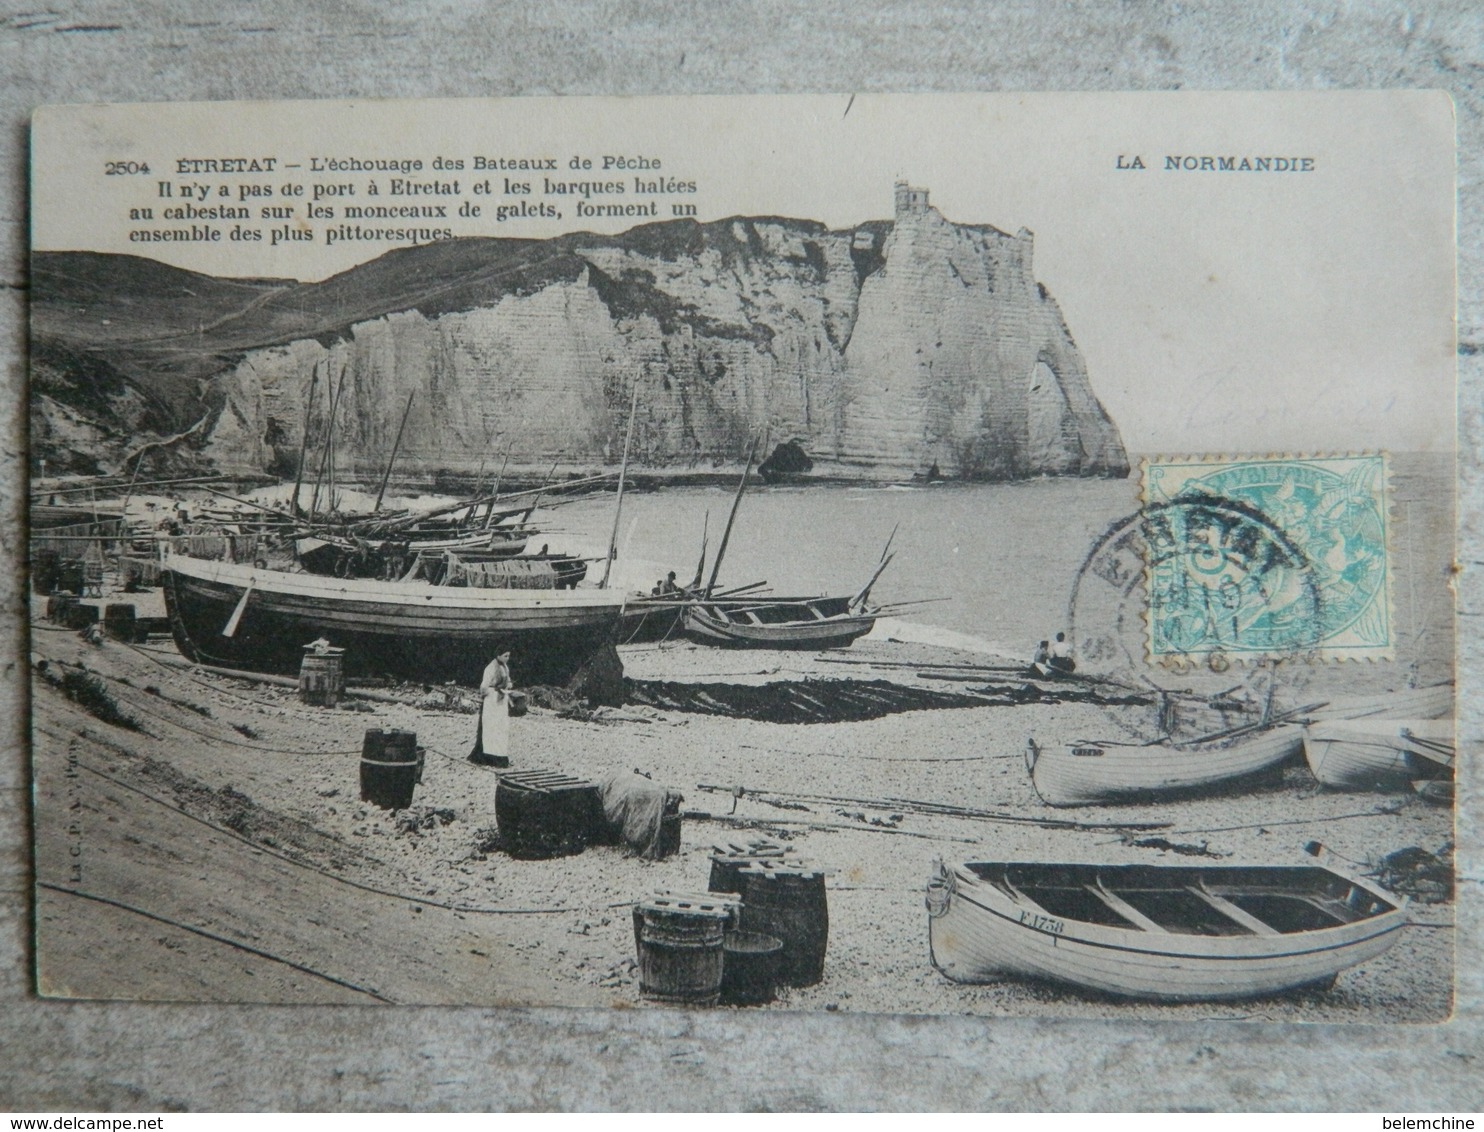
(1085, 883, 1169, 933)
(1187, 886, 1279, 937)
(1305, 896, 1367, 924)
(991, 877, 1058, 920)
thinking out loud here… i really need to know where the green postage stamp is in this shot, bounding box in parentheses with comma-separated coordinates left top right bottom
(1141, 454, 1392, 663)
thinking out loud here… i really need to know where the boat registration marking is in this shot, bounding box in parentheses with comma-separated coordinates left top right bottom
(1070, 746, 1105, 758)
(1019, 909, 1065, 935)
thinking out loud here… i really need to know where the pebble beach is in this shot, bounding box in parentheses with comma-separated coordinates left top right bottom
(30, 602, 1455, 1023)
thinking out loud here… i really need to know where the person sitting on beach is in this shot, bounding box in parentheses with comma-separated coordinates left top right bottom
(1032, 640, 1050, 668)
(1048, 632, 1076, 673)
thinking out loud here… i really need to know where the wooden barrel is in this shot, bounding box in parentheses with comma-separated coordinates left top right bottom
(495, 770, 602, 858)
(655, 812, 682, 860)
(707, 841, 788, 896)
(103, 603, 137, 642)
(298, 647, 345, 707)
(60, 599, 97, 630)
(721, 931, 785, 1006)
(635, 889, 740, 953)
(635, 894, 731, 1007)
(31, 549, 61, 595)
(738, 863, 829, 987)
(57, 559, 85, 595)
(48, 594, 77, 625)
(360, 728, 419, 810)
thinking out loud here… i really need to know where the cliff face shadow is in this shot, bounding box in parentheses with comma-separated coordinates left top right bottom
(623, 676, 1148, 725)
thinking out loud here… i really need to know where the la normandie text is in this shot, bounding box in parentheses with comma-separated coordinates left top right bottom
(1115, 154, 1316, 172)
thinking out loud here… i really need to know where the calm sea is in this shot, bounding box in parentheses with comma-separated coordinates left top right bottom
(538, 451, 1453, 674)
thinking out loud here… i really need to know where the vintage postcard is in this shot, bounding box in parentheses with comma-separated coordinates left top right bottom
(28, 92, 1455, 1019)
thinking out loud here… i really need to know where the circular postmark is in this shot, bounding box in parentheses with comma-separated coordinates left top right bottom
(1068, 494, 1324, 744)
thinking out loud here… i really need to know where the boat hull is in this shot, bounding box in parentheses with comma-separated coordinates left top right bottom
(295, 530, 528, 578)
(682, 599, 875, 650)
(619, 599, 690, 644)
(1026, 727, 1303, 807)
(161, 554, 627, 686)
(1305, 684, 1454, 722)
(927, 861, 1406, 1002)
(1303, 719, 1455, 791)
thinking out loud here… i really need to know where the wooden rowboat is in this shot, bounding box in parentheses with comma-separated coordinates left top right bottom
(161, 551, 628, 686)
(1412, 779, 1455, 806)
(677, 445, 887, 651)
(1024, 725, 1303, 807)
(926, 860, 1406, 1001)
(295, 527, 529, 578)
(1302, 718, 1455, 792)
(682, 596, 877, 650)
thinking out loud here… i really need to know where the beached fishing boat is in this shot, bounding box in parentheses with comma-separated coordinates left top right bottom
(1302, 718, 1455, 792)
(160, 551, 629, 686)
(1412, 780, 1455, 806)
(926, 860, 1406, 1001)
(682, 596, 878, 649)
(1303, 683, 1453, 723)
(294, 527, 530, 578)
(671, 442, 891, 651)
(1024, 725, 1303, 807)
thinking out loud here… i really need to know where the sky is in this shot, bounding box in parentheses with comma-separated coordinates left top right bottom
(32, 91, 1456, 455)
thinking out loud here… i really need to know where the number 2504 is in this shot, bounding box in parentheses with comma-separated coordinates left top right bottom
(105, 161, 150, 175)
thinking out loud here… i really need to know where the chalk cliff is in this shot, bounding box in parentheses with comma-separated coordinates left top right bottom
(32, 185, 1127, 481)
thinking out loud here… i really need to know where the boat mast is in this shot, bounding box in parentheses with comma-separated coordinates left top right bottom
(327, 361, 345, 513)
(515, 460, 559, 531)
(290, 360, 321, 516)
(373, 391, 415, 513)
(482, 448, 512, 528)
(309, 361, 347, 519)
(705, 440, 756, 598)
(850, 523, 899, 608)
(690, 510, 710, 590)
(600, 381, 641, 589)
(119, 448, 147, 522)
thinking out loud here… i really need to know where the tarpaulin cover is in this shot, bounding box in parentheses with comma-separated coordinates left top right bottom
(599, 771, 682, 859)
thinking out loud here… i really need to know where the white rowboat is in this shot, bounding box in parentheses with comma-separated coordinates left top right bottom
(927, 860, 1406, 1001)
(1303, 718, 1455, 792)
(1302, 684, 1453, 723)
(1025, 725, 1303, 808)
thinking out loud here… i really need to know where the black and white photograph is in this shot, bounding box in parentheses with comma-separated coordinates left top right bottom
(27, 92, 1456, 1024)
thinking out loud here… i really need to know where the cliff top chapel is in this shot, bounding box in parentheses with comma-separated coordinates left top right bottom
(894, 181, 932, 215)
(807, 180, 1128, 479)
(31, 184, 1129, 482)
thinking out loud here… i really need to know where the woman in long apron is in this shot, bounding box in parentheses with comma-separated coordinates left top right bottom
(468, 651, 513, 767)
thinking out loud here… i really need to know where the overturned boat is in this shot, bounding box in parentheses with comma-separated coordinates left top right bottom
(1303, 718, 1455, 792)
(1303, 683, 1453, 723)
(926, 860, 1406, 1001)
(1025, 725, 1303, 807)
(160, 552, 629, 686)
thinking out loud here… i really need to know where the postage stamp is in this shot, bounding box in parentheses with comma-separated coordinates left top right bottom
(1141, 455, 1392, 662)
